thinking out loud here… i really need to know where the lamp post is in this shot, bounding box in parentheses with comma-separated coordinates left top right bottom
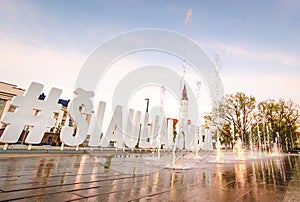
(145, 98, 150, 143)
(136, 98, 150, 149)
(145, 98, 149, 113)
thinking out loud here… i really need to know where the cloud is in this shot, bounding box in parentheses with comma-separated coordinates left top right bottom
(222, 72, 300, 103)
(218, 43, 300, 67)
(277, 0, 300, 13)
(0, 0, 37, 20)
(0, 36, 86, 98)
(197, 40, 300, 103)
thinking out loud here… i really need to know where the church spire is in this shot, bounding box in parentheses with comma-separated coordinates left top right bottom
(181, 84, 188, 100)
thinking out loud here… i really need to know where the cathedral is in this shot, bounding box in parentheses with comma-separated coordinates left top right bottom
(179, 83, 189, 123)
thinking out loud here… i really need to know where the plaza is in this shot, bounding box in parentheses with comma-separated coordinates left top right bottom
(0, 148, 299, 201)
(1, 1, 300, 202)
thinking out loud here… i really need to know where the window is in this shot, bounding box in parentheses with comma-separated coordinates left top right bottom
(0, 99, 6, 118)
(0, 99, 5, 112)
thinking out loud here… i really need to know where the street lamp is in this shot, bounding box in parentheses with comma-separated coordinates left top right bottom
(136, 98, 150, 148)
(145, 98, 149, 113)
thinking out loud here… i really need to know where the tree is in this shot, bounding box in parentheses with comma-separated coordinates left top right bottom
(204, 91, 300, 152)
(257, 99, 300, 152)
(224, 92, 256, 147)
(219, 122, 233, 149)
(203, 98, 226, 147)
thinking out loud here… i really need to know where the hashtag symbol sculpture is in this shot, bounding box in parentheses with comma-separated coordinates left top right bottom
(0, 82, 62, 144)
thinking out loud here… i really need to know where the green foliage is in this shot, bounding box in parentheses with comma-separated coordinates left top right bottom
(255, 99, 300, 152)
(224, 92, 256, 146)
(204, 92, 300, 152)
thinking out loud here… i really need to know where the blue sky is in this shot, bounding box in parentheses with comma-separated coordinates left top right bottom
(1, 0, 300, 110)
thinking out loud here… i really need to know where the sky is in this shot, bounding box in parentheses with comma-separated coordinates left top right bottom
(1, 0, 300, 121)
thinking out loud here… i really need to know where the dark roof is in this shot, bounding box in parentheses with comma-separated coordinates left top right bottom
(38, 93, 46, 100)
(58, 99, 70, 107)
(39, 93, 70, 107)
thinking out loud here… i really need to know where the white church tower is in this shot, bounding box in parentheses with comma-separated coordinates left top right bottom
(179, 83, 188, 122)
(175, 83, 190, 150)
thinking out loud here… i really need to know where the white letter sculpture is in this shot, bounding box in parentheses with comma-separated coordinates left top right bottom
(60, 88, 94, 146)
(0, 82, 61, 144)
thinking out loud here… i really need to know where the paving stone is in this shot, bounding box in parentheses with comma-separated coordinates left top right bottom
(0, 152, 299, 201)
(68, 192, 120, 202)
(0, 173, 135, 192)
(0, 180, 108, 201)
(11, 192, 83, 202)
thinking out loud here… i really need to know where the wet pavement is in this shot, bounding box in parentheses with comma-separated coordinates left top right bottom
(0, 151, 299, 202)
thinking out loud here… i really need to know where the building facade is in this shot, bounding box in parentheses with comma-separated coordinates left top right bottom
(0, 82, 25, 128)
(0, 81, 71, 145)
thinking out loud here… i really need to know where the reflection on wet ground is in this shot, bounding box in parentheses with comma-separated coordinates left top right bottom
(0, 152, 299, 201)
